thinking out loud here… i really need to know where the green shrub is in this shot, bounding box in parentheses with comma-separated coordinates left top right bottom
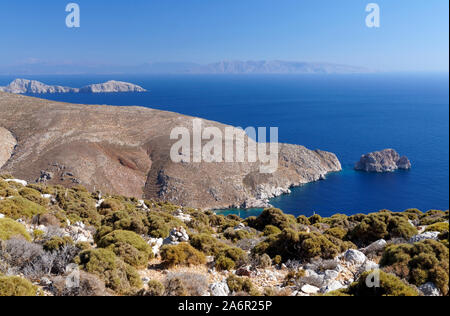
(322, 214, 351, 229)
(160, 243, 206, 268)
(344, 270, 418, 296)
(147, 212, 185, 238)
(216, 247, 248, 268)
(223, 227, 251, 242)
(283, 270, 306, 286)
(0, 276, 38, 296)
(137, 280, 165, 296)
(0, 218, 31, 241)
(257, 254, 272, 268)
(263, 225, 281, 236)
(246, 208, 297, 231)
(308, 214, 322, 225)
(380, 240, 449, 295)
(215, 256, 236, 271)
(97, 230, 153, 268)
(75, 248, 142, 294)
(209, 214, 241, 232)
(419, 210, 447, 226)
(100, 210, 147, 237)
(43, 236, 74, 252)
(32, 229, 45, 241)
(324, 227, 347, 239)
(0, 179, 17, 198)
(0, 196, 47, 219)
(273, 255, 282, 265)
(189, 234, 228, 256)
(255, 229, 340, 262)
(403, 209, 423, 221)
(226, 275, 259, 296)
(99, 198, 124, 212)
(76, 241, 92, 251)
(350, 212, 417, 245)
(56, 187, 101, 226)
(296, 215, 310, 226)
(18, 187, 49, 206)
(425, 222, 449, 234)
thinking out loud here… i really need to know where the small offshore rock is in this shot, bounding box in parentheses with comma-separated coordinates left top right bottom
(355, 149, 411, 173)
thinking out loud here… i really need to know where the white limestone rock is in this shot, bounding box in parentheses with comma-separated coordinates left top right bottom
(301, 284, 320, 294)
(210, 282, 230, 296)
(419, 282, 441, 296)
(5, 179, 28, 186)
(409, 231, 440, 243)
(0, 79, 146, 94)
(321, 280, 345, 294)
(79, 80, 146, 93)
(344, 249, 367, 265)
(361, 239, 387, 254)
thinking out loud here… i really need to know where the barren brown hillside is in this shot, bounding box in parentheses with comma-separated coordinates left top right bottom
(0, 92, 341, 209)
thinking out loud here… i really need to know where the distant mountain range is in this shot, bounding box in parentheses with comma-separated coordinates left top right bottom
(0, 60, 371, 75)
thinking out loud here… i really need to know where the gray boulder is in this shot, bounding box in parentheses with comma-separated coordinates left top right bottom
(301, 284, 320, 295)
(409, 231, 440, 243)
(361, 239, 387, 255)
(419, 282, 441, 296)
(321, 280, 345, 294)
(210, 282, 230, 296)
(344, 249, 367, 265)
(163, 227, 189, 245)
(355, 149, 411, 173)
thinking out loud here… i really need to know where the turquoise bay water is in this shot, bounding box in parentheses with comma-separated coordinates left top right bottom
(1, 74, 448, 218)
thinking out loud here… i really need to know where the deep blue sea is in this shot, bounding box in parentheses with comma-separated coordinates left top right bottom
(1, 74, 448, 218)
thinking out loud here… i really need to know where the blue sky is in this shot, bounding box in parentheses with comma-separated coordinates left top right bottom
(0, 0, 448, 72)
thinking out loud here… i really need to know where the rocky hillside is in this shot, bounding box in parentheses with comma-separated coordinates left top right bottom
(0, 177, 448, 296)
(0, 92, 341, 209)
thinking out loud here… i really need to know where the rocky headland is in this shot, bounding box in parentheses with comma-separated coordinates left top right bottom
(0, 92, 341, 209)
(355, 149, 411, 173)
(0, 79, 146, 94)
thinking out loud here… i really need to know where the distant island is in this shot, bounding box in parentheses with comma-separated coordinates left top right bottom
(0, 79, 147, 94)
(0, 60, 371, 75)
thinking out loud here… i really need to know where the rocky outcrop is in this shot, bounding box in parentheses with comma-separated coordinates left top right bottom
(78, 80, 146, 93)
(0, 127, 16, 168)
(0, 92, 341, 209)
(409, 231, 440, 243)
(355, 149, 411, 173)
(0, 79, 77, 94)
(0, 79, 146, 94)
(419, 282, 441, 296)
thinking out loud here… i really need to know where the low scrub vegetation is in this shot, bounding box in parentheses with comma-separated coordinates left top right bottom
(0, 175, 448, 297)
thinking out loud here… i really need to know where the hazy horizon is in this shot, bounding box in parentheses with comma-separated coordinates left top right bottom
(0, 0, 448, 74)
